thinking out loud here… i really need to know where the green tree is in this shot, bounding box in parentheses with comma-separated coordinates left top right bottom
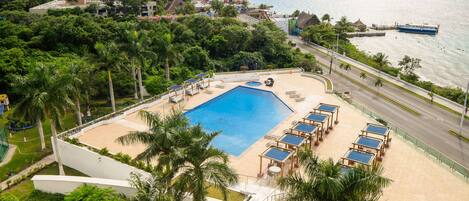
(292, 10, 300, 17)
(210, 0, 224, 15)
(13, 64, 75, 175)
(116, 110, 190, 164)
(321, 13, 331, 23)
(279, 149, 391, 201)
(373, 52, 390, 70)
(176, 125, 238, 201)
(360, 72, 367, 80)
(375, 77, 384, 93)
(94, 42, 122, 112)
(228, 51, 265, 70)
(334, 16, 354, 38)
(220, 5, 237, 17)
(398, 55, 422, 82)
(65, 185, 124, 201)
(130, 168, 184, 201)
(183, 46, 211, 71)
(301, 23, 336, 48)
(123, 29, 157, 100)
(152, 33, 182, 81)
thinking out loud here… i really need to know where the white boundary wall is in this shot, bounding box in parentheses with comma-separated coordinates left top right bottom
(52, 139, 151, 181)
(32, 175, 136, 195)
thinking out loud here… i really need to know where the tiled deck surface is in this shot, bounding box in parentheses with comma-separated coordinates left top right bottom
(78, 72, 469, 201)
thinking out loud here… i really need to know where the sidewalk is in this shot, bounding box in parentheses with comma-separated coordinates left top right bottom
(0, 154, 54, 191)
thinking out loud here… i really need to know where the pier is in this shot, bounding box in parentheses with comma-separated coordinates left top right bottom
(346, 31, 386, 38)
(370, 24, 397, 30)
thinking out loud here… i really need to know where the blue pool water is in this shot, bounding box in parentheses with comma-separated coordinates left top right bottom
(246, 81, 262, 87)
(185, 86, 293, 156)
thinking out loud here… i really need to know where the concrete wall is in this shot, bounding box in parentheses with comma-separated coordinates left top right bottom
(52, 139, 150, 181)
(32, 175, 136, 195)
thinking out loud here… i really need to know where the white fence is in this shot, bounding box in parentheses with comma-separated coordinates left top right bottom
(52, 139, 150, 181)
(32, 175, 136, 196)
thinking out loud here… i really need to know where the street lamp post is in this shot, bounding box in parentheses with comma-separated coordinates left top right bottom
(459, 80, 469, 136)
(329, 34, 340, 74)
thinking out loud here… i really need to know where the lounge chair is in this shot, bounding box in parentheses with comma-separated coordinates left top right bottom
(186, 87, 199, 96)
(170, 94, 183, 103)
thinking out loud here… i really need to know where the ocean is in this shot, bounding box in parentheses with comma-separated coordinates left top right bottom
(250, 0, 469, 88)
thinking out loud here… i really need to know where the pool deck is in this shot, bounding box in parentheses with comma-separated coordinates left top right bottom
(77, 72, 469, 201)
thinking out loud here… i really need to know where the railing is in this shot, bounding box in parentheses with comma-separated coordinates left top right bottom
(305, 41, 467, 116)
(334, 93, 469, 180)
(57, 92, 169, 139)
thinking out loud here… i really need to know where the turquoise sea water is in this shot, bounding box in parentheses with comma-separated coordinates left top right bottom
(185, 86, 293, 156)
(251, 0, 469, 88)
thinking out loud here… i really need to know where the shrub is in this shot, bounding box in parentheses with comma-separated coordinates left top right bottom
(98, 147, 110, 156)
(65, 185, 124, 201)
(26, 190, 64, 201)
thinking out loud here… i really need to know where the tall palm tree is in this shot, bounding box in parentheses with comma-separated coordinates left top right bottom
(116, 110, 190, 165)
(279, 149, 391, 201)
(176, 125, 238, 201)
(130, 167, 185, 201)
(373, 53, 390, 70)
(117, 110, 238, 201)
(95, 42, 122, 112)
(67, 63, 85, 126)
(153, 33, 183, 81)
(14, 64, 75, 175)
(123, 30, 157, 100)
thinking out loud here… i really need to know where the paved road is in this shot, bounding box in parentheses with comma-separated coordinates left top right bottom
(289, 36, 469, 169)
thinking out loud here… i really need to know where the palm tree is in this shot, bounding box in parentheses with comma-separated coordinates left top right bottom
(321, 13, 331, 23)
(117, 110, 238, 201)
(95, 42, 122, 112)
(176, 125, 238, 201)
(67, 63, 85, 126)
(279, 149, 391, 201)
(153, 33, 183, 81)
(373, 53, 390, 70)
(360, 72, 367, 80)
(375, 77, 384, 94)
(123, 30, 157, 101)
(14, 64, 75, 175)
(116, 110, 190, 165)
(130, 167, 184, 201)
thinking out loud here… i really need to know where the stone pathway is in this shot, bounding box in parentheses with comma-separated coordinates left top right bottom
(0, 154, 54, 191)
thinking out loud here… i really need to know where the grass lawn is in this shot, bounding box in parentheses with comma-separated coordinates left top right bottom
(0, 113, 76, 181)
(207, 186, 246, 201)
(0, 163, 87, 200)
(0, 97, 138, 182)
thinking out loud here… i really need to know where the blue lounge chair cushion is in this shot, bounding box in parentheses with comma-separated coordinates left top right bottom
(366, 125, 388, 136)
(318, 104, 337, 112)
(347, 150, 373, 164)
(294, 123, 317, 133)
(306, 114, 327, 122)
(357, 136, 381, 149)
(280, 134, 305, 146)
(265, 147, 291, 162)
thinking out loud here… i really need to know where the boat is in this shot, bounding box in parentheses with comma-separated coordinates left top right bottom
(397, 23, 439, 35)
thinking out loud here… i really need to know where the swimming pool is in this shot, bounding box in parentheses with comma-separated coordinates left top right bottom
(185, 86, 293, 156)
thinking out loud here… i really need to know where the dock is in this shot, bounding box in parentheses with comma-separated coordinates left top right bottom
(346, 31, 386, 38)
(370, 24, 397, 30)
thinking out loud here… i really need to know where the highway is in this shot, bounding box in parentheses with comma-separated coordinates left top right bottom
(289, 36, 469, 169)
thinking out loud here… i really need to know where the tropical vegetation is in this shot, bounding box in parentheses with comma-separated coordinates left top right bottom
(117, 110, 238, 201)
(279, 148, 391, 201)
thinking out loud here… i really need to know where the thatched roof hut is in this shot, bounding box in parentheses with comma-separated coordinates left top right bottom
(297, 12, 320, 29)
(353, 19, 367, 32)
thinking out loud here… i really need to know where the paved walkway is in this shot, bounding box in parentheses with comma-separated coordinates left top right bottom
(0, 154, 54, 191)
(289, 36, 469, 169)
